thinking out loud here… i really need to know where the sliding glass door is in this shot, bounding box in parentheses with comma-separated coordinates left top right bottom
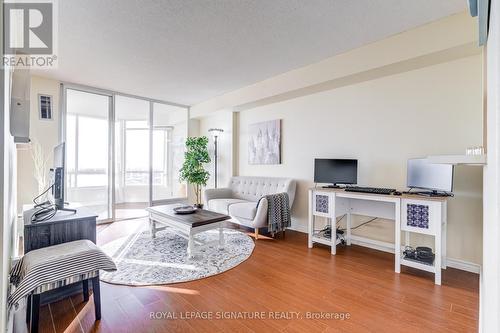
(114, 96, 150, 220)
(65, 89, 112, 221)
(62, 84, 188, 223)
(152, 103, 188, 203)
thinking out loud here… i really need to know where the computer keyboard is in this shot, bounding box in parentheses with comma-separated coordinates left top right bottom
(344, 186, 396, 195)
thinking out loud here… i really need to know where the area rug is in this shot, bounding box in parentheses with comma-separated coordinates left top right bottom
(100, 228, 255, 286)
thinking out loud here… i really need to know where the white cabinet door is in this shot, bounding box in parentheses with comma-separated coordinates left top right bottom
(312, 191, 334, 218)
(401, 199, 441, 235)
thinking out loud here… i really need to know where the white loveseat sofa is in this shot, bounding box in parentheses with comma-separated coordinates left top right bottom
(204, 176, 296, 238)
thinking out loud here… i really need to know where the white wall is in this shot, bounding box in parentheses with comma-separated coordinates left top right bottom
(1, 66, 18, 332)
(237, 55, 483, 265)
(17, 76, 59, 211)
(1, 7, 18, 331)
(481, 0, 500, 330)
(194, 13, 484, 267)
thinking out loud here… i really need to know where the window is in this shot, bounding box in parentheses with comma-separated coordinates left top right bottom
(39, 94, 52, 120)
(121, 120, 169, 186)
(65, 88, 111, 221)
(64, 86, 189, 221)
(152, 103, 187, 200)
(124, 120, 149, 185)
(66, 114, 109, 187)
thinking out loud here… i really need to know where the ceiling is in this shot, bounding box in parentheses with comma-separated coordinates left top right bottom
(33, 0, 466, 106)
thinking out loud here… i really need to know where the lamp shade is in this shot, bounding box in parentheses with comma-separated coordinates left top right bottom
(208, 128, 224, 138)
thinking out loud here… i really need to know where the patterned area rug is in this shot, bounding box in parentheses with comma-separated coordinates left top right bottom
(100, 228, 255, 286)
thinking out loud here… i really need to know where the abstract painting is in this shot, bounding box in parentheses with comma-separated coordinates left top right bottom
(248, 119, 281, 164)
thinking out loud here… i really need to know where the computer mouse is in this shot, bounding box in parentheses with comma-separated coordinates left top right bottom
(393, 191, 402, 196)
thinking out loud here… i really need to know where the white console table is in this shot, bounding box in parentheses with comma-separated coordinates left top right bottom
(308, 188, 448, 285)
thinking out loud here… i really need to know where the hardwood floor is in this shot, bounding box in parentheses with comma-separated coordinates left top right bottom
(15, 218, 479, 333)
(114, 202, 148, 221)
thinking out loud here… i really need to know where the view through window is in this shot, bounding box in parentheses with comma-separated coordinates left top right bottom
(64, 88, 188, 222)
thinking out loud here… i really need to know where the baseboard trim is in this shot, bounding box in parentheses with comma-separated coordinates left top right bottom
(288, 224, 307, 233)
(446, 258, 481, 274)
(349, 237, 394, 254)
(288, 226, 481, 275)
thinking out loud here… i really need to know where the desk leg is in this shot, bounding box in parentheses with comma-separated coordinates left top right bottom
(218, 224, 225, 250)
(395, 201, 401, 274)
(331, 193, 337, 255)
(308, 190, 313, 248)
(346, 213, 352, 246)
(435, 221, 442, 285)
(149, 218, 156, 239)
(441, 202, 447, 269)
(331, 218, 336, 255)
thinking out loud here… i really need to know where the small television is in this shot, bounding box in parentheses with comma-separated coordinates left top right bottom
(407, 158, 454, 194)
(314, 159, 358, 187)
(53, 143, 65, 210)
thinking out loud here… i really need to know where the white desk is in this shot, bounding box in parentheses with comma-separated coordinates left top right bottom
(308, 188, 448, 285)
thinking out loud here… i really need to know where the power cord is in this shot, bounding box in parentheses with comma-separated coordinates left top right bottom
(336, 214, 346, 227)
(31, 205, 57, 222)
(314, 215, 379, 245)
(339, 216, 378, 231)
(313, 214, 346, 234)
(31, 184, 57, 223)
(33, 184, 54, 208)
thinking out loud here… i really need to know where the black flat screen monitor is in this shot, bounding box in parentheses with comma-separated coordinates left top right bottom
(314, 159, 358, 185)
(407, 158, 454, 192)
(53, 143, 65, 209)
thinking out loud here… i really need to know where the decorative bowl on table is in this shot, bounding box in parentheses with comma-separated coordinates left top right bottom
(173, 206, 197, 214)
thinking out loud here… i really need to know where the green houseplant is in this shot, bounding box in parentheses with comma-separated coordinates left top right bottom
(179, 136, 211, 208)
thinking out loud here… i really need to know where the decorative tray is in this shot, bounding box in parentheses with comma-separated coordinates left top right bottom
(173, 206, 197, 214)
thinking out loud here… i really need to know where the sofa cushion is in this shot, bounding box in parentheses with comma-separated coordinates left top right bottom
(228, 202, 258, 221)
(207, 199, 250, 215)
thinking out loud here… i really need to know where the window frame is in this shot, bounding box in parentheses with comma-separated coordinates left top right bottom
(60, 82, 190, 222)
(38, 94, 53, 120)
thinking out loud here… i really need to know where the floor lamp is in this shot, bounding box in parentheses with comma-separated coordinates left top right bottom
(208, 128, 224, 188)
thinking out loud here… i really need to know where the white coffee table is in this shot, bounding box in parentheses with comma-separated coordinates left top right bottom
(146, 204, 231, 257)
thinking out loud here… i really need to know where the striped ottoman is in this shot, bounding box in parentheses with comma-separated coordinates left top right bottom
(8, 240, 117, 333)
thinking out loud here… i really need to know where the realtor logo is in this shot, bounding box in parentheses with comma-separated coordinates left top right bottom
(3, 0, 58, 68)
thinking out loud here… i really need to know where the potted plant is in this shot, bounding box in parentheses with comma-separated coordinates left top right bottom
(179, 136, 211, 208)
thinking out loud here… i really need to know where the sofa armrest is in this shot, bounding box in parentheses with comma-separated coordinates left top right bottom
(253, 197, 269, 228)
(204, 188, 233, 203)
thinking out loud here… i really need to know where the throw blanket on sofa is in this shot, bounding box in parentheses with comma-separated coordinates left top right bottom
(259, 192, 291, 234)
(8, 240, 116, 310)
